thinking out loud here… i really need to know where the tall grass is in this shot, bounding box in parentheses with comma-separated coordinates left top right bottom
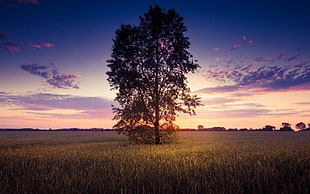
(0, 131, 309, 193)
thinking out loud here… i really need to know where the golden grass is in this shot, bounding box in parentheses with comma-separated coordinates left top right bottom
(0, 131, 309, 193)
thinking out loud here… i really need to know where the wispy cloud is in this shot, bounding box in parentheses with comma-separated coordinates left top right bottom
(255, 57, 273, 62)
(231, 44, 241, 50)
(212, 48, 220, 51)
(295, 102, 310, 106)
(197, 107, 270, 119)
(20, 63, 80, 89)
(196, 100, 301, 119)
(202, 97, 239, 106)
(1, 0, 40, 6)
(242, 35, 254, 44)
(276, 54, 285, 60)
(0, 32, 54, 53)
(201, 62, 310, 95)
(20, 64, 50, 78)
(202, 36, 310, 95)
(47, 74, 80, 89)
(28, 43, 42, 48)
(198, 85, 241, 94)
(288, 55, 299, 61)
(0, 42, 23, 53)
(18, 0, 40, 5)
(1, 41, 54, 53)
(209, 36, 254, 54)
(0, 92, 114, 119)
(27, 42, 55, 49)
(41, 42, 55, 47)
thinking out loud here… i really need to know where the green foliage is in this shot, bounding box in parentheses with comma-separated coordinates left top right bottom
(0, 131, 310, 193)
(106, 5, 201, 144)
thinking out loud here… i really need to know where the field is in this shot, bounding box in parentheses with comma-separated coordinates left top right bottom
(0, 131, 309, 193)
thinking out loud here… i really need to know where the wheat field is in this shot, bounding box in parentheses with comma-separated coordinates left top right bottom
(0, 131, 309, 193)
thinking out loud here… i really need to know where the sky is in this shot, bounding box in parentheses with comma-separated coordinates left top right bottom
(1, 0, 310, 130)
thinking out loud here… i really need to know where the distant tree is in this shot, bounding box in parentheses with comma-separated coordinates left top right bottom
(198, 125, 204, 130)
(200, 127, 226, 131)
(106, 5, 202, 144)
(262, 125, 275, 131)
(296, 122, 306, 131)
(279, 122, 294, 131)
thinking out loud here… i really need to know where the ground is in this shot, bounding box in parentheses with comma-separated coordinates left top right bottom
(0, 131, 309, 193)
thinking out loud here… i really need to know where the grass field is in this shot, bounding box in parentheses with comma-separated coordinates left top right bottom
(0, 131, 309, 193)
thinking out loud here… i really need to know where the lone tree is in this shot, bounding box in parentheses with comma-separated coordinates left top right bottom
(106, 5, 201, 144)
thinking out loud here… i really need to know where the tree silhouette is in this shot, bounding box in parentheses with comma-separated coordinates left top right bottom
(262, 125, 275, 131)
(198, 125, 204, 130)
(107, 5, 201, 144)
(296, 122, 306, 131)
(280, 122, 294, 131)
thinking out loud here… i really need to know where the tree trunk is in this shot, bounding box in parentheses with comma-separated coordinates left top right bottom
(154, 114, 160, 144)
(154, 54, 161, 144)
(154, 83, 161, 144)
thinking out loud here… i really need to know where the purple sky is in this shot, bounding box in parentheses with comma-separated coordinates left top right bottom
(1, 0, 310, 129)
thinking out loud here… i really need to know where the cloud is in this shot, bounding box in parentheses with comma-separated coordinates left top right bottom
(201, 62, 310, 94)
(0, 42, 23, 53)
(213, 56, 233, 63)
(288, 55, 299, 61)
(196, 101, 301, 119)
(28, 42, 55, 49)
(295, 102, 310, 106)
(19, 93, 112, 111)
(47, 74, 80, 89)
(231, 44, 241, 50)
(1, 41, 54, 53)
(276, 54, 285, 60)
(0, 92, 114, 119)
(17, 0, 39, 5)
(41, 42, 55, 47)
(28, 43, 42, 48)
(255, 57, 273, 62)
(212, 48, 220, 51)
(204, 99, 265, 110)
(1, 0, 40, 6)
(203, 36, 310, 95)
(202, 97, 239, 106)
(197, 85, 241, 94)
(197, 108, 270, 119)
(21, 64, 51, 78)
(20, 63, 80, 89)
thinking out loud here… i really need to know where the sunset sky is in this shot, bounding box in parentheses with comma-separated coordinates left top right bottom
(1, 0, 310, 130)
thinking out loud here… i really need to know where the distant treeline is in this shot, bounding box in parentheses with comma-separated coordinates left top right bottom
(1, 125, 310, 132)
(191, 122, 310, 132)
(0, 128, 114, 131)
(180, 128, 309, 132)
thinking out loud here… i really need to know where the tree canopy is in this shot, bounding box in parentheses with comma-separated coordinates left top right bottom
(106, 5, 201, 144)
(296, 122, 306, 131)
